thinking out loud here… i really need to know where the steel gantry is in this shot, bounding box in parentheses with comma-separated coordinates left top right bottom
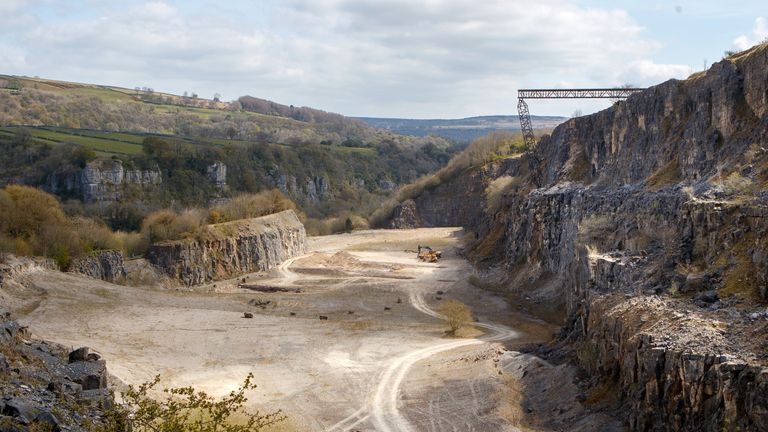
(517, 87, 644, 149)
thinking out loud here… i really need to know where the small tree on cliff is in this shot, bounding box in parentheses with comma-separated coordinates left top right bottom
(439, 300, 473, 336)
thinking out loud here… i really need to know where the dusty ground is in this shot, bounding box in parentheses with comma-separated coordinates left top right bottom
(7, 228, 620, 431)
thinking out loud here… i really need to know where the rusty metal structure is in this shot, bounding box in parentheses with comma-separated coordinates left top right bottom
(517, 87, 644, 150)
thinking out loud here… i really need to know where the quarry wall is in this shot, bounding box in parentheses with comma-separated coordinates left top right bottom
(146, 210, 307, 286)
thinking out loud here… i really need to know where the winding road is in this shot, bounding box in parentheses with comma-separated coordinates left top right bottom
(270, 256, 521, 432)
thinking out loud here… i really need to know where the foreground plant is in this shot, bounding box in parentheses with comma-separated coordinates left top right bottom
(100, 373, 285, 432)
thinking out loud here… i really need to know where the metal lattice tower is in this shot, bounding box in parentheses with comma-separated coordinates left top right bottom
(517, 87, 644, 150)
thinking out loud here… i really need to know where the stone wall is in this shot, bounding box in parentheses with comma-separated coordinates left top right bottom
(146, 210, 306, 285)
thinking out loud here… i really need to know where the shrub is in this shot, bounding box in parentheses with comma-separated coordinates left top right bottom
(304, 213, 369, 236)
(98, 374, 285, 432)
(438, 300, 474, 336)
(722, 171, 754, 196)
(2, 185, 68, 239)
(73, 217, 123, 252)
(213, 190, 297, 222)
(578, 215, 614, 244)
(141, 209, 208, 244)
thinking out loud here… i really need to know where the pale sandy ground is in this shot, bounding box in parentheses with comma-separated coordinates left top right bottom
(10, 228, 620, 431)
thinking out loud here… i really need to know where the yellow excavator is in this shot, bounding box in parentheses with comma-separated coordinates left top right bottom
(417, 245, 442, 263)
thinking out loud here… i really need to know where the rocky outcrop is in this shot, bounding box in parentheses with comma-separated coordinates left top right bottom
(69, 250, 126, 283)
(582, 297, 768, 432)
(46, 158, 162, 202)
(146, 210, 307, 285)
(496, 46, 768, 429)
(386, 160, 507, 228)
(270, 166, 333, 204)
(0, 255, 56, 289)
(389, 199, 423, 228)
(207, 161, 227, 190)
(0, 310, 112, 430)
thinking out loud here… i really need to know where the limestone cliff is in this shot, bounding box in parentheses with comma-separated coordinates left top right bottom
(46, 158, 162, 202)
(388, 43, 768, 430)
(146, 210, 306, 285)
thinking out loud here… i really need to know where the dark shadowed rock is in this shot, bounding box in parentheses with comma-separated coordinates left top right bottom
(68, 347, 90, 363)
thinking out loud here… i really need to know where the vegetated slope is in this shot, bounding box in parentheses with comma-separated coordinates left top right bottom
(383, 42, 768, 431)
(0, 74, 450, 148)
(356, 115, 566, 143)
(0, 75, 459, 231)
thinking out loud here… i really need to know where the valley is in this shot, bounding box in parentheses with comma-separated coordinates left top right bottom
(10, 228, 615, 431)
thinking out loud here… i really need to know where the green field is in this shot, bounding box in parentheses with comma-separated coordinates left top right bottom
(0, 127, 144, 155)
(0, 126, 377, 158)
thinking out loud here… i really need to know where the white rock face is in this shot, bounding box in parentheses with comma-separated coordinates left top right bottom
(79, 159, 161, 202)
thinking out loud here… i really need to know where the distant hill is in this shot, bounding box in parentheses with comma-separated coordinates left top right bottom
(355, 115, 567, 143)
(0, 74, 452, 150)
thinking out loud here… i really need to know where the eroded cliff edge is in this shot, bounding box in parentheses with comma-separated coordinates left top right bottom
(389, 43, 768, 430)
(146, 210, 307, 285)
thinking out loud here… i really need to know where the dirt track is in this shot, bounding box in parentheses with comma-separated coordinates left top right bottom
(11, 228, 619, 431)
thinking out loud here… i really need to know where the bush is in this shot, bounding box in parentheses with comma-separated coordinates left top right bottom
(213, 190, 297, 222)
(2, 185, 68, 239)
(722, 171, 754, 196)
(304, 213, 369, 236)
(438, 300, 474, 336)
(99, 374, 285, 432)
(141, 209, 208, 244)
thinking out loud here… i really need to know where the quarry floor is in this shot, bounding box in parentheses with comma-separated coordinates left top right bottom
(13, 228, 621, 431)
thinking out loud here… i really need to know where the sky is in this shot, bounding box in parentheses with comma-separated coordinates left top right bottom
(1, 0, 766, 118)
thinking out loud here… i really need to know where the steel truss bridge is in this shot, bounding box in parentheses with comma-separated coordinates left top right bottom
(517, 87, 644, 149)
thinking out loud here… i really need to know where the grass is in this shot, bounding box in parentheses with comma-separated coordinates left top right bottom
(468, 221, 506, 261)
(717, 233, 762, 301)
(1, 125, 377, 160)
(0, 127, 144, 155)
(583, 380, 619, 406)
(646, 159, 681, 191)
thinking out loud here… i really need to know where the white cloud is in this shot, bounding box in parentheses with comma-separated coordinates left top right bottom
(619, 60, 693, 86)
(734, 17, 768, 51)
(0, 0, 706, 117)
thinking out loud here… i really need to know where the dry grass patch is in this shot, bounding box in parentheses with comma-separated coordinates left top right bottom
(646, 159, 680, 191)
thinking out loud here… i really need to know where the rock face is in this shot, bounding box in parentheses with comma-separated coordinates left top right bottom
(146, 210, 307, 285)
(46, 159, 162, 202)
(391, 44, 768, 429)
(207, 161, 227, 190)
(270, 166, 333, 204)
(389, 199, 423, 228)
(385, 160, 506, 228)
(582, 297, 768, 432)
(69, 250, 127, 283)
